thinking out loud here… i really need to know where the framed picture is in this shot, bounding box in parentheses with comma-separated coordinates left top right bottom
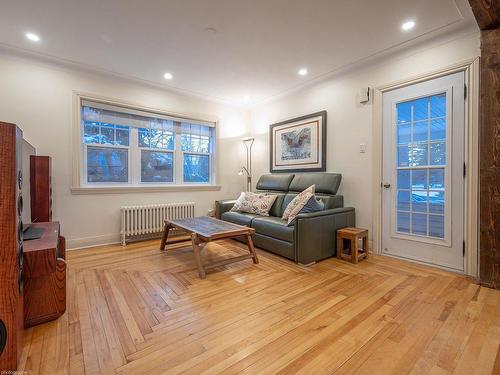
(269, 110, 326, 173)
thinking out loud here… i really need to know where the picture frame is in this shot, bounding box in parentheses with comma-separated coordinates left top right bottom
(269, 110, 327, 173)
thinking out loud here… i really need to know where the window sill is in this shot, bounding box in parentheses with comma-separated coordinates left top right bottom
(71, 184, 222, 195)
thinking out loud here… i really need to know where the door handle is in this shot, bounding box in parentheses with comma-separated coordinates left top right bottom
(383, 183, 391, 189)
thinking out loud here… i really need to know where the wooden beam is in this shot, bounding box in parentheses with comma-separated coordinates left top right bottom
(468, 0, 500, 30)
(469, 0, 500, 288)
(478, 28, 500, 288)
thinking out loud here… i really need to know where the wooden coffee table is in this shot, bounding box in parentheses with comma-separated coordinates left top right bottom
(160, 216, 258, 279)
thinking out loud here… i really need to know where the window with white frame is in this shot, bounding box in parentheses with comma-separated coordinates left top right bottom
(80, 99, 216, 186)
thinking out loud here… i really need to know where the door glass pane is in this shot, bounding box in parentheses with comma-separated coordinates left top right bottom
(394, 92, 447, 240)
(413, 97, 428, 121)
(397, 170, 410, 189)
(429, 169, 445, 189)
(412, 191, 428, 212)
(430, 142, 446, 165)
(412, 213, 427, 235)
(430, 118, 446, 141)
(413, 121, 428, 143)
(429, 215, 445, 238)
(411, 144, 428, 166)
(397, 101, 412, 124)
(429, 191, 445, 214)
(397, 190, 410, 211)
(397, 212, 410, 233)
(411, 169, 427, 190)
(398, 124, 411, 144)
(430, 94, 446, 118)
(398, 146, 410, 167)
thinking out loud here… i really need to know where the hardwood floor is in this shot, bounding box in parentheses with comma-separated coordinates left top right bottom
(18, 238, 500, 374)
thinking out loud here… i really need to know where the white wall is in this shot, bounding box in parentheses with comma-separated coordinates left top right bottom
(0, 52, 249, 248)
(248, 32, 480, 239)
(0, 31, 480, 249)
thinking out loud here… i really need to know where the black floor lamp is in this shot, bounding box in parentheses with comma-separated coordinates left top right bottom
(238, 137, 254, 192)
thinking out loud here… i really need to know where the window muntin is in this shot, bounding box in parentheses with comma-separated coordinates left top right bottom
(80, 100, 215, 186)
(83, 122, 130, 146)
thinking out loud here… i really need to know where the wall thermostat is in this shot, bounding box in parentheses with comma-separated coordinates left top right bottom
(358, 87, 370, 104)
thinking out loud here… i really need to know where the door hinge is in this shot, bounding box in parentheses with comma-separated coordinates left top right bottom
(463, 162, 466, 178)
(463, 241, 466, 256)
(464, 84, 467, 100)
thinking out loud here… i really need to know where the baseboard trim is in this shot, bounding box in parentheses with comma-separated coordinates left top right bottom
(66, 232, 189, 251)
(67, 233, 121, 250)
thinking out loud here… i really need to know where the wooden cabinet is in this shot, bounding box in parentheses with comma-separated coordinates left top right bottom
(0, 122, 24, 372)
(30, 155, 52, 223)
(22, 222, 66, 328)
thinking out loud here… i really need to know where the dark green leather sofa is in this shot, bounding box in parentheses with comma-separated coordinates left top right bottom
(216, 172, 355, 265)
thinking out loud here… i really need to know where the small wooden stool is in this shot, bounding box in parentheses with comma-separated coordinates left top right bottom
(336, 227, 368, 264)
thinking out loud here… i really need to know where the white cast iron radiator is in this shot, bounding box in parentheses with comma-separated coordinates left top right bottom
(120, 202, 195, 245)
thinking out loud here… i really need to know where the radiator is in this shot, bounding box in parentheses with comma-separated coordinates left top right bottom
(120, 202, 195, 245)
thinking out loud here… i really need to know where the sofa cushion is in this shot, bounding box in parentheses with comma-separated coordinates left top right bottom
(251, 216, 294, 242)
(282, 185, 316, 224)
(221, 211, 258, 226)
(289, 173, 342, 195)
(281, 193, 343, 213)
(287, 196, 325, 226)
(230, 192, 277, 216)
(256, 173, 294, 192)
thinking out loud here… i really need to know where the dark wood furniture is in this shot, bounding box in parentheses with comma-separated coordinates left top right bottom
(23, 222, 66, 328)
(30, 155, 52, 223)
(160, 216, 258, 279)
(0, 122, 24, 372)
(337, 227, 368, 264)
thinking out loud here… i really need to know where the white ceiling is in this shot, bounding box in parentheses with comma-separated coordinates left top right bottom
(0, 0, 477, 106)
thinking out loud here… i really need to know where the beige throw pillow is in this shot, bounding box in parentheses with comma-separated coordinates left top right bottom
(230, 192, 277, 216)
(282, 185, 315, 224)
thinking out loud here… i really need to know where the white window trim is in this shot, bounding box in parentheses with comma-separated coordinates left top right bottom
(71, 91, 221, 193)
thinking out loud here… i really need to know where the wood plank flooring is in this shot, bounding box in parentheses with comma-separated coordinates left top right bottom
(19, 239, 500, 374)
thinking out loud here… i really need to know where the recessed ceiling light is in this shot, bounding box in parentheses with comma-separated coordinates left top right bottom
(298, 68, 308, 76)
(25, 32, 40, 42)
(401, 20, 415, 31)
(163, 72, 173, 80)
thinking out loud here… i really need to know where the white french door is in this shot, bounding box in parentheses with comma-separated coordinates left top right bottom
(381, 72, 465, 271)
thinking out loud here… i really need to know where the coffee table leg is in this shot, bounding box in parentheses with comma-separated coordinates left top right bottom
(191, 233, 206, 279)
(160, 221, 171, 251)
(246, 233, 259, 264)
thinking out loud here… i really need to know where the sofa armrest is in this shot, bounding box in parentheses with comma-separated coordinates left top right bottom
(215, 199, 237, 219)
(294, 207, 355, 264)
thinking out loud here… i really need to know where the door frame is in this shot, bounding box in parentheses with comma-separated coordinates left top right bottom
(372, 58, 480, 278)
